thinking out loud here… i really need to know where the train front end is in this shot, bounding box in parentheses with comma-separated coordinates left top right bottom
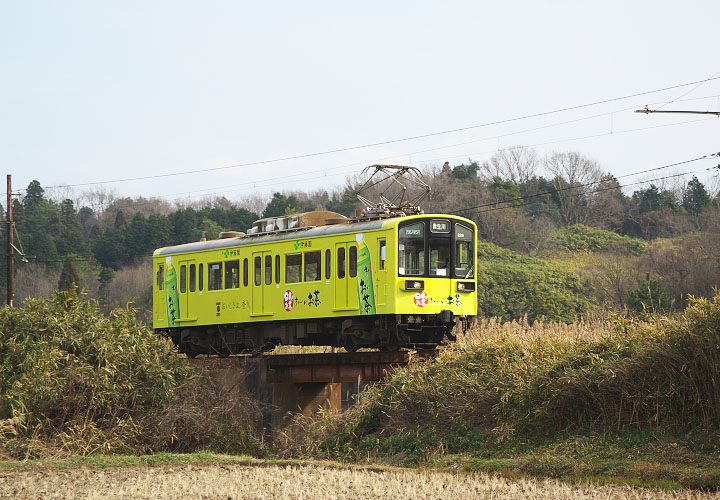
(391, 215, 477, 345)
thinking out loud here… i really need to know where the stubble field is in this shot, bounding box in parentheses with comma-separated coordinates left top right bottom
(0, 463, 717, 500)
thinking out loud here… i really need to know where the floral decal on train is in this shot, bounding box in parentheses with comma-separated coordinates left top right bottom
(413, 291, 429, 307)
(283, 290, 294, 311)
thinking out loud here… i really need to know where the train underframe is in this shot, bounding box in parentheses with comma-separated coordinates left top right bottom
(160, 311, 473, 357)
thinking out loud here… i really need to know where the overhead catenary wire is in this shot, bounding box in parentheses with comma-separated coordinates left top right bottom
(86, 114, 719, 205)
(653, 70, 720, 111)
(29, 76, 720, 192)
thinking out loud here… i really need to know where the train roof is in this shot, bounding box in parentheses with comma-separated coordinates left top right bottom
(153, 213, 474, 257)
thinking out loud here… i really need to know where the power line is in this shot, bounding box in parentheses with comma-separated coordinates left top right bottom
(31, 75, 720, 192)
(464, 168, 706, 218)
(73, 114, 719, 204)
(654, 70, 720, 111)
(451, 152, 719, 216)
(413, 116, 716, 167)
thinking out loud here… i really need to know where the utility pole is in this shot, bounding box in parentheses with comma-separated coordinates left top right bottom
(6, 175, 13, 307)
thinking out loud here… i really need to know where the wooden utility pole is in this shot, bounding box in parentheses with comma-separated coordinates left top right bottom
(6, 175, 13, 307)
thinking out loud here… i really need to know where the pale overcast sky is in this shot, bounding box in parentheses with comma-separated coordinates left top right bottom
(2, 1, 719, 205)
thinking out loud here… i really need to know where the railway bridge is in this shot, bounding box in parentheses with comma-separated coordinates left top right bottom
(189, 350, 435, 432)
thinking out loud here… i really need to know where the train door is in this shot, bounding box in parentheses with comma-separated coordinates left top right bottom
(251, 251, 271, 315)
(178, 259, 196, 321)
(154, 261, 167, 326)
(333, 242, 359, 311)
(376, 238, 387, 306)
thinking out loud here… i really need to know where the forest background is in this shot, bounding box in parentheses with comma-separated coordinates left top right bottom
(5, 145, 720, 322)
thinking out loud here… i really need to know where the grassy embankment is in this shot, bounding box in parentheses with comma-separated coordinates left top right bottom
(288, 295, 720, 489)
(1, 290, 720, 489)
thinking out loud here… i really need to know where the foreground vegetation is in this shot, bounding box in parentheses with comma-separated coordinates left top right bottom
(2, 291, 720, 490)
(286, 293, 720, 489)
(0, 292, 263, 458)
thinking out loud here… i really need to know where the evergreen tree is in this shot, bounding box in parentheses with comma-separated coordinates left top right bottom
(98, 267, 115, 308)
(58, 255, 80, 292)
(682, 176, 710, 216)
(262, 193, 302, 218)
(114, 210, 127, 229)
(626, 274, 673, 314)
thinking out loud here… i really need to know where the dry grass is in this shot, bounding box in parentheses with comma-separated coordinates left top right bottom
(457, 316, 611, 346)
(0, 463, 715, 500)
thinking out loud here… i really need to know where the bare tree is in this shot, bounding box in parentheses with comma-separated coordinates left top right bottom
(544, 151, 604, 225)
(480, 145, 539, 185)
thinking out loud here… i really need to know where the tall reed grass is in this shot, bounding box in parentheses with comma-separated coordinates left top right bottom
(302, 293, 720, 457)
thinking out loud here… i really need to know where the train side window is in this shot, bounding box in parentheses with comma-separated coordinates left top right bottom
(243, 258, 248, 287)
(304, 251, 321, 281)
(199, 264, 203, 291)
(286, 253, 301, 283)
(189, 264, 196, 292)
(156, 265, 164, 290)
(254, 257, 261, 286)
(225, 260, 240, 289)
(209, 263, 222, 290)
(264, 255, 272, 285)
(337, 247, 345, 279)
(180, 265, 187, 293)
(275, 254, 280, 284)
(379, 240, 386, 270)
(325, 249, 331, 279)
(349, 246, 357, 277)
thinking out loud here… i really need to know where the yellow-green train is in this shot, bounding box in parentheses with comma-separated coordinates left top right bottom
(153, 210, 477, 355)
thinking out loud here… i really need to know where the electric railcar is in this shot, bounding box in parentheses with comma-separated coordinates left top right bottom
(152, 210, 477, 355)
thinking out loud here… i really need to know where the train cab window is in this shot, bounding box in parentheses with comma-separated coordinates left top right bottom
(304, 251, 321, 281)
(209, 263, 222, 290)
(156, 265, 164, 290)
(454, 223, 474, 278)
(189, 264, 196, 292)
(337, 247, 345, 279)
(243, 258, 248, 287)
(264, 255, 272, 285)
(379, 240, 386, 270)
(429, 239, 450, 277)
(286, 253, 301, 283)
(275, 255, 280, 284)
(399, 222, 425, 276)
(225, 260, 240, 289)
(180, 265, 187, 293)
(198, 264, 203, 291)
(349, 246, 357, 278)
(254, 257, 261, 286)
(325, 249, 331, 279)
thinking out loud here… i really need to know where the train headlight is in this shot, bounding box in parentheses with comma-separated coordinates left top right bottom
(405, 279, 425, 291)
(457, 281, 475, 292)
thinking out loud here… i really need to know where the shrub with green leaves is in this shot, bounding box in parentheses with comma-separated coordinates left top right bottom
(549, 224, 646, 255)
(626, 275, 674, 313)
(476, 242, 591, 322)
(0, 291, 193, 453)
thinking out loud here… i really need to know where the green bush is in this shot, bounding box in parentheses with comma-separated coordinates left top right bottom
(476, 242, 591, 322)
(550, 224, 646, 255)
(626, 275, 674, 314)
(0, 291, 193, 453)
